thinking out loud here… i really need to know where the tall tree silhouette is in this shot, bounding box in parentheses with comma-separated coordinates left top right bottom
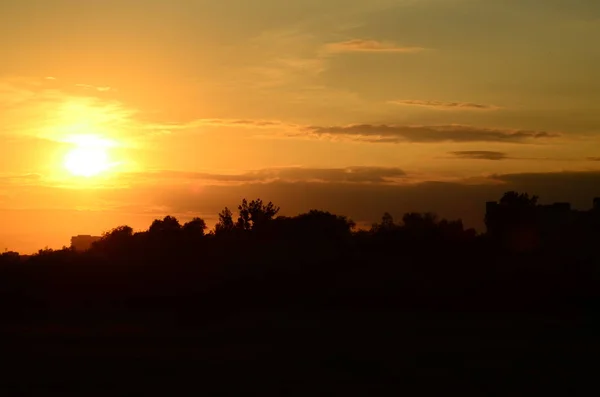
(286, 210, 355, 240)
(236, 198, 280, 231)
(402, 212, 438, 230)
(183, 217, 207, 237)
(499, 191, 539, 207)
(371, 212, 396, 234)
(92, 225, 134, 254)
(149, 216, 182, 234)
(215, 207, 235, 235)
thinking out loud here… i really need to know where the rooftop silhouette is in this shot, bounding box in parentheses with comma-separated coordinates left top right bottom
(70, 235, 101, 252)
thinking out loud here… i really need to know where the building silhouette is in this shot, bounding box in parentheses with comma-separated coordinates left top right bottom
(485, 198, 599, 251)
(70, 235, 101, 252)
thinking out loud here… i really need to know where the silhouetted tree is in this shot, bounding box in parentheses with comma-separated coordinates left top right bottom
(437, 219, 472, 242)
(273, 210, 355, 241)
(36, 247, 55, 256)
(105, 225, 134, 238)
(149, 216, 181, 234)
(92, 225, 134, 254)
(499, 191, 539, 207)
(0, 250, 20, 265)
(236, 198, 280, 231)
(381, 212, 394, 228)
(215, 207, 235, 235)
(402, 212, 438, 231)
(371, 212, 397, 233)
(237, 199, 252, 231)
(183, 217, 207, 237)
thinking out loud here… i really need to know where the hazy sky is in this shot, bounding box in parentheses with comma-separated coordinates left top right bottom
(1, 0, 599, 252)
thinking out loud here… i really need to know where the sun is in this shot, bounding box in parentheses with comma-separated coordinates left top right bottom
(64, 146, 110, 177)
(63, 135, 116, 177)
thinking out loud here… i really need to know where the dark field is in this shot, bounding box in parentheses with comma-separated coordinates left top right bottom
(3, 309, 598, 396)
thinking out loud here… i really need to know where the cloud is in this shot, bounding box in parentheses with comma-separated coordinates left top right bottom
(587, 157, 600, 161)
(324, 39, 426, 54)
(0, 77, 290, 145)
(194, 119, 294, 128)
(0, 76, 564, 150)
(303, 124, 558, 144)
(75, 84, 113, 92)
(0, 77, 136, 144)
(450, 151, 508, 160)
(0, 173, 43, 186)
(272, 166, 406, 183)
(141, 118, 299, 137)
(143, 118, 561, 147)
(124, 166, 407, 186)
(389, 100, 499, 110)
(248, 57, 329, 88)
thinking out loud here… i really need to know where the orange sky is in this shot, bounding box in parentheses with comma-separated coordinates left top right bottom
(1, 0, 600, 253)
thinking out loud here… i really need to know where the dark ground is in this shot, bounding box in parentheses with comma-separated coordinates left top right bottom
(2, 296, 599, 396)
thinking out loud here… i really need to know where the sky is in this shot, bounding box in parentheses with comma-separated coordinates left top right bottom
(1, 0, 600, 253)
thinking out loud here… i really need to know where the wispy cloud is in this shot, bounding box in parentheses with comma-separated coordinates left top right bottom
(142, 118, 299, 137)
(244, 31, 423, 90)
(324, 39, 427, 54)
(246, 57, 328, 89)
(149, 118, 562, 146)
(126, 166, 407, 186)
(390, 100, 499, 110)
(0, 173, 43, 186)
(0, 76, 151, 146)
(302, 124, 558, 144)
(75, 83, 113, 92)
(450, 151, 508, 160)
(195, 119, 295, 128)
(146, 118, 559, 146)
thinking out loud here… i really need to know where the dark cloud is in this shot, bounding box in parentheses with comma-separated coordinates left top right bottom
(450, 151, 508, 160)
(130, 170, 259, 183)
(125, 166, 407, 185)
(587, 157, 600, 161)
(304, 124, 557, 143)
(390, 100, 499, 110)
(261, 166, 406, 183)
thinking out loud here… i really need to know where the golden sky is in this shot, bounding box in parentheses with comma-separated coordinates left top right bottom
(1, 0, 600, 252)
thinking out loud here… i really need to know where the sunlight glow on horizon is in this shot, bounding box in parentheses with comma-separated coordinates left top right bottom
(1, 0, 599, 254)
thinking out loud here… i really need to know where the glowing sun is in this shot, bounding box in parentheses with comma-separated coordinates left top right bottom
(63, 135, 115, 177)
